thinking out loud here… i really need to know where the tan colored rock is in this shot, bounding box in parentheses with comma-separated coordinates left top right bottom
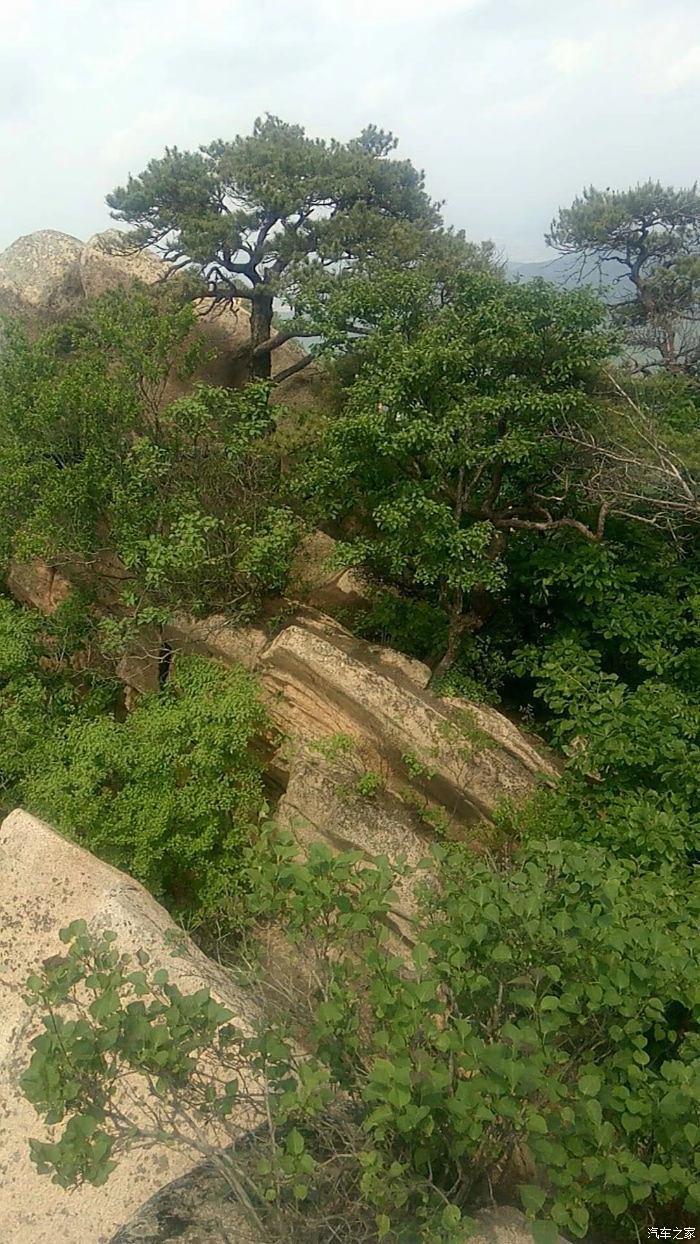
(368, 641, 431, 689)
(6, 559, 73, 613)
(287, 529, 370, 612)
(0, 226, 321, 412)
(0, 809, 262, 1244)
(79, 229, 169, 299)
(260, 621, 557, 828)
(469, 1207, 570, 1244)
(0, 230, 84, 324)
(109, 1159, 259, 1243)
(164, 611, 268, 671)
(79, 230, 317, 402)
(276, 745, 430, 942)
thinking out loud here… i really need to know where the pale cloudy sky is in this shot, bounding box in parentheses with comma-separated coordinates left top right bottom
(0, 0, 698, 260)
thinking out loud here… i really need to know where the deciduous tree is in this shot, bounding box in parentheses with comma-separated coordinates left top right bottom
(297, 271, 611, 680)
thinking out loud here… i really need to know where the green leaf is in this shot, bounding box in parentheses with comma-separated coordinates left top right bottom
(532, 1220, 559, 1244)
(519, 1185, 547, 1215)
(605, 1193, 628, 1218)
(286, 1128, 305, 1157)
(578, 1073, 601, 1097)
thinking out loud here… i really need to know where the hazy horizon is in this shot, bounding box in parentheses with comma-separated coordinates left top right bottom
(1, 0, 699, 263)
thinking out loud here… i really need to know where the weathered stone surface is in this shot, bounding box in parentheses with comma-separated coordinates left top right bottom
(109, 1157, 259, 1244)
(79, 229, 168, 299)
(0, 809, 261, 1244)
(164, 611, 269, 670)
(470, 1206, 570, 1244)
(79, 230, 316, 401)
(6, 559, 73, 613)
(275, 745, 431, 941)
(0, 230, 84, 324)
(260, 619, 557, 828)
(0, 227, 321, 409)
(287, 528, 371, 612)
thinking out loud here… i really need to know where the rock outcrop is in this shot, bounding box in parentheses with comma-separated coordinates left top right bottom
(0, 230, 84, 328)
(259, 613, 556, 829)
(0, 228, 321, 409)
(111, 1166, 570, 1244)
(0, 809, 262, 1244)
(5, 556, 556, 840)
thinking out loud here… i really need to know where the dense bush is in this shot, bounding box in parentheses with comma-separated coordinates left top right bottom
(0, 595, 117, 812)
(296, 270, 611, 678)
(0, 290, 302, 637)
(24, 656, 269, 925)
(488, 525, 700, 871)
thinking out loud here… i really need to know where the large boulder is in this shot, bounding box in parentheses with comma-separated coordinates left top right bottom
(286, 528, 372, 613)
(3, 555, 555, 838)
(165, 605, 554, 832)
(259, 614, 557, 829)
(0, 809, 262, 1244)
(6, 560, 73, 613)
(0, 228, 321, 409)
(0, 230, 84, 328)
(79, 229, 169, 299)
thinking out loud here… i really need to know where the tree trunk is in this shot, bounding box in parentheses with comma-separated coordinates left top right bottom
(250, 292, 274, 381)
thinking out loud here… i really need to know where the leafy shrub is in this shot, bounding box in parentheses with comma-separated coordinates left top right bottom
(23, 836, 700, 1242)
(0, 595, 116, 811)
(347, 591, 449, 663)
(25, 656, 269, 925)
(0, 291, 303, 633)
(252, 833, 700, 1241)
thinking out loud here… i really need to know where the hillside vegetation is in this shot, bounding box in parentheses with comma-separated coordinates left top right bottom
(2, 118, 700, 1244)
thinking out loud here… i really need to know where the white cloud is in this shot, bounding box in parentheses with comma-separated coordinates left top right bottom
(547, 37, 595, 77)
(325, 0, 483, 23)
(655, 43, 700, 92)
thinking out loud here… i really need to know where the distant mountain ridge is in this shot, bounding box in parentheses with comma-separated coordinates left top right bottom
(507, 255, 632, 300)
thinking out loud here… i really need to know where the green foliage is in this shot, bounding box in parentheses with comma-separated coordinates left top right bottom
(25, 657, 269, 924)
(0, 290, 301, 633)
(346, 591, 449, 664)
(501, 525, 700, 871)
(297, 270, 611, 661)
(0, 595, 116, 812)
(253, 833, 700, 1240)
(547, 181, 700, 370)
(21, 909, 461, 1243)
(25, 838, 700, 1242)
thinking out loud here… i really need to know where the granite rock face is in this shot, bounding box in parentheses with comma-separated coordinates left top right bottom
(0, 227, 319, 406)
(0, 809, 262, 1244)
(0, 230, 84, 326)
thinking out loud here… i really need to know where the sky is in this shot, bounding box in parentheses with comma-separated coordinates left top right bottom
(1, 0, 699, 261)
